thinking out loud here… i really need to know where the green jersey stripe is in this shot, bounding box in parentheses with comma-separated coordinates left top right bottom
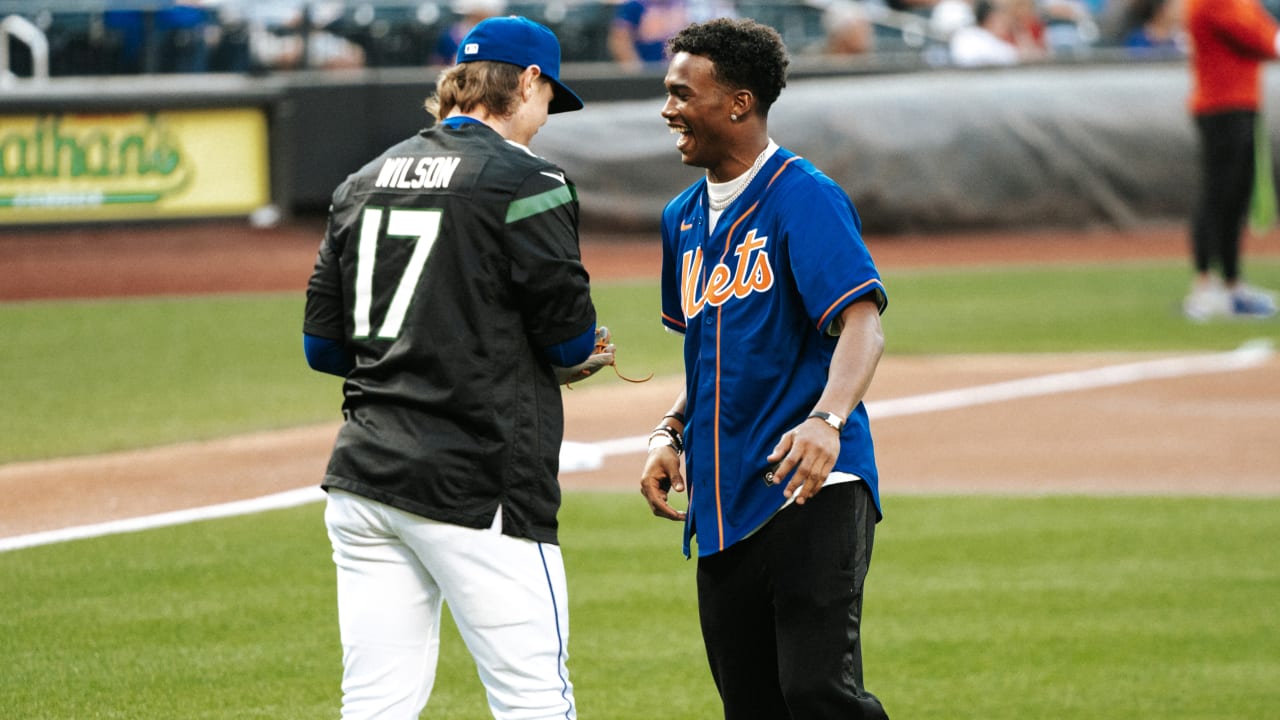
(505, 184, 575, 224)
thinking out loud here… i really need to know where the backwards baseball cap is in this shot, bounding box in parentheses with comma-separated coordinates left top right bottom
(456, 16, 584, 114)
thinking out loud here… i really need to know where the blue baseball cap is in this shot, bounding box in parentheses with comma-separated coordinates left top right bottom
(456, 16, 584, 114)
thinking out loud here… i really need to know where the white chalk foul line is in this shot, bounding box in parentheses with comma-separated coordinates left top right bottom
(0, 487, 325, 553)
(869, 338, 1274, 419)
(568, 339, 1276, 463)
(1, 341, 1272, 553)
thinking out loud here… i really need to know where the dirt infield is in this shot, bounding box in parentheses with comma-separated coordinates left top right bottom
(0, 218, 1235, 300)
(2, 220, 1278, 539)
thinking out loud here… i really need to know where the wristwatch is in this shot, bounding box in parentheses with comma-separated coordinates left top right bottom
(807, 410, 845, 431)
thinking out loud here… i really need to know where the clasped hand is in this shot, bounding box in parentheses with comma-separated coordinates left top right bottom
(552, 326, 615, 385)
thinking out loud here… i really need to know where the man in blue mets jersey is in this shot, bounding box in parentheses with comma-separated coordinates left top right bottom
(638, 18, 891, 719)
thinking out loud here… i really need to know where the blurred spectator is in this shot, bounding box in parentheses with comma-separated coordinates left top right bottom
(949, 0, 1022, 65)
(1007, 0, 1050, 58)
(205, 3, 253, 73)
(430, 0, 507, 66)
(608, 0, 737, 71)
(885, 0, 943, 13)
(248, 2, 366, 71)
(1181, 0, 1280, 319)
(1118, 0, 1185, 56)
(102, 1, 213, 73)
(821, 0, 877, 55)
(1039, 0, 1099, 51)
(1096, 0, 1139, 42)
(931, 0, 977, 38)
(1078, 0, 1111, 18)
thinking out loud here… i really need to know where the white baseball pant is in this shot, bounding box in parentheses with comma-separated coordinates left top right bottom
(324, 488, 576, 720)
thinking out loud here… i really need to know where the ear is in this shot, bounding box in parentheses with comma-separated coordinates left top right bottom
(522, 65, 544, 100)
(731, 89, 755, 121)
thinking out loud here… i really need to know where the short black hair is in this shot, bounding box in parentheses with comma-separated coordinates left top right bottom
(668, 18, 789, 116)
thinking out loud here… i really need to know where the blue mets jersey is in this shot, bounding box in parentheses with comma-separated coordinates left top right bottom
(659, 147, 887, 558)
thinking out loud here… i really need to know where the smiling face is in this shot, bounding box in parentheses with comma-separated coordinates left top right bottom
(661, 51, 737, 180)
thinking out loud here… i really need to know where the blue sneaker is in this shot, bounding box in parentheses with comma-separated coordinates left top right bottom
(1231, 285, 1277, 318)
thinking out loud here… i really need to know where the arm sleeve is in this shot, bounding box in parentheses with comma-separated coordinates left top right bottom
(659, 196, 689, 334)
(785, 179, 887, 335)
(304, 332, 354, 377)
(1217, 0, 1280, 57)
(504, 167, 597, 348)
(542, 323, 597, 367)
(303, 184, 355, 341)
(613, 1, 644, 28)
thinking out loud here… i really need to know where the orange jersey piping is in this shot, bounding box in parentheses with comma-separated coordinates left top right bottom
(707, 155, 800, 551)
(817, 279, 886, 330)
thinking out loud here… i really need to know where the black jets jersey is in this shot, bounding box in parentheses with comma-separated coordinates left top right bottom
(304, 121, 596, 544)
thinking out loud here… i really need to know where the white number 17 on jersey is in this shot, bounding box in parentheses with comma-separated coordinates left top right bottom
(353, 207, 443, 340)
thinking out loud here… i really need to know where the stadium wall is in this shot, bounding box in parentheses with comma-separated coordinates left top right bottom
(2, 61, 1275, 234)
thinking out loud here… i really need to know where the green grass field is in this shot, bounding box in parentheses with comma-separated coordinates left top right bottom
(2, 257, 1278, 718)
(2, 258, 1277, 465)
(2, 495, 1277, 719)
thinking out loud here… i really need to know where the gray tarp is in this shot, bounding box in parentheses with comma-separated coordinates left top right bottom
(536, 62, 1280, 235)
(6, 60, 1270, 232)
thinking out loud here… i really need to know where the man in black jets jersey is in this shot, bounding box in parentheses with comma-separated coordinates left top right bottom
(303, 16, 611, 720)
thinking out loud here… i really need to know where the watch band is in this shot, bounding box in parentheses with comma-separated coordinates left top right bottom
(807, 410, 845, 431)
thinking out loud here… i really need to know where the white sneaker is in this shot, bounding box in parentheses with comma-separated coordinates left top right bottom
(1183, 284, 1231, 322)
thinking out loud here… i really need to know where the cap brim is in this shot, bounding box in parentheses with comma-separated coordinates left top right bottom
(548, 78, 584, 114)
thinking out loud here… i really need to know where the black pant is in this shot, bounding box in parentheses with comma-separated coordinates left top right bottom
(696, 482, 889, 720)
(1192, 110, 1257, 282)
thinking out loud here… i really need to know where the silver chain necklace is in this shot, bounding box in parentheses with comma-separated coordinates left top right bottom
(707, 146, 769, 212)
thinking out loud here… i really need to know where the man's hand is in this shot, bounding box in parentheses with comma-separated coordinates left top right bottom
(764, 417, 840, 506)
(640, 445, 686, 521)
(552, 326, 615, 385)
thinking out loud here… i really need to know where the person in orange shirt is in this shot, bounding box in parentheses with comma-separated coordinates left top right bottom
(1183, 0, 1280, 319)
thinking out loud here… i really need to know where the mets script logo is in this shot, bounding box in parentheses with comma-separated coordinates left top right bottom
(681, 228, 775, 319)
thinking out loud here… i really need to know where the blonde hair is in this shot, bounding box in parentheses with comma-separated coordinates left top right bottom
(425, 61, 522, 121)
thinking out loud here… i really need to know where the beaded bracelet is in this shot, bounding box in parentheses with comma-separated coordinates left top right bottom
(648, 424, 684, 455)
(648, 433, 676, 454)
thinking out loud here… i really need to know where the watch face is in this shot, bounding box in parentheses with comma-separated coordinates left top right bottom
(810, 411, 843, 430)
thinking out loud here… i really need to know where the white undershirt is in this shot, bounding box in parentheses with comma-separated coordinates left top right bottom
(707, 140, 779, 232)
(778, 473, 861, 510)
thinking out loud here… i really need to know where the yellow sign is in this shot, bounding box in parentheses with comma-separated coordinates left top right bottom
(0, 108, 270, 223)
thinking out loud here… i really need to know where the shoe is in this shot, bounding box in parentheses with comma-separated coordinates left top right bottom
(1230, 285, 1277, 318)
(1183, 285, 1231, 321)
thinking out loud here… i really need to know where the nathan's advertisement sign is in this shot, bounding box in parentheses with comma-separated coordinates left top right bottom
(0, 108, 270, 224)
